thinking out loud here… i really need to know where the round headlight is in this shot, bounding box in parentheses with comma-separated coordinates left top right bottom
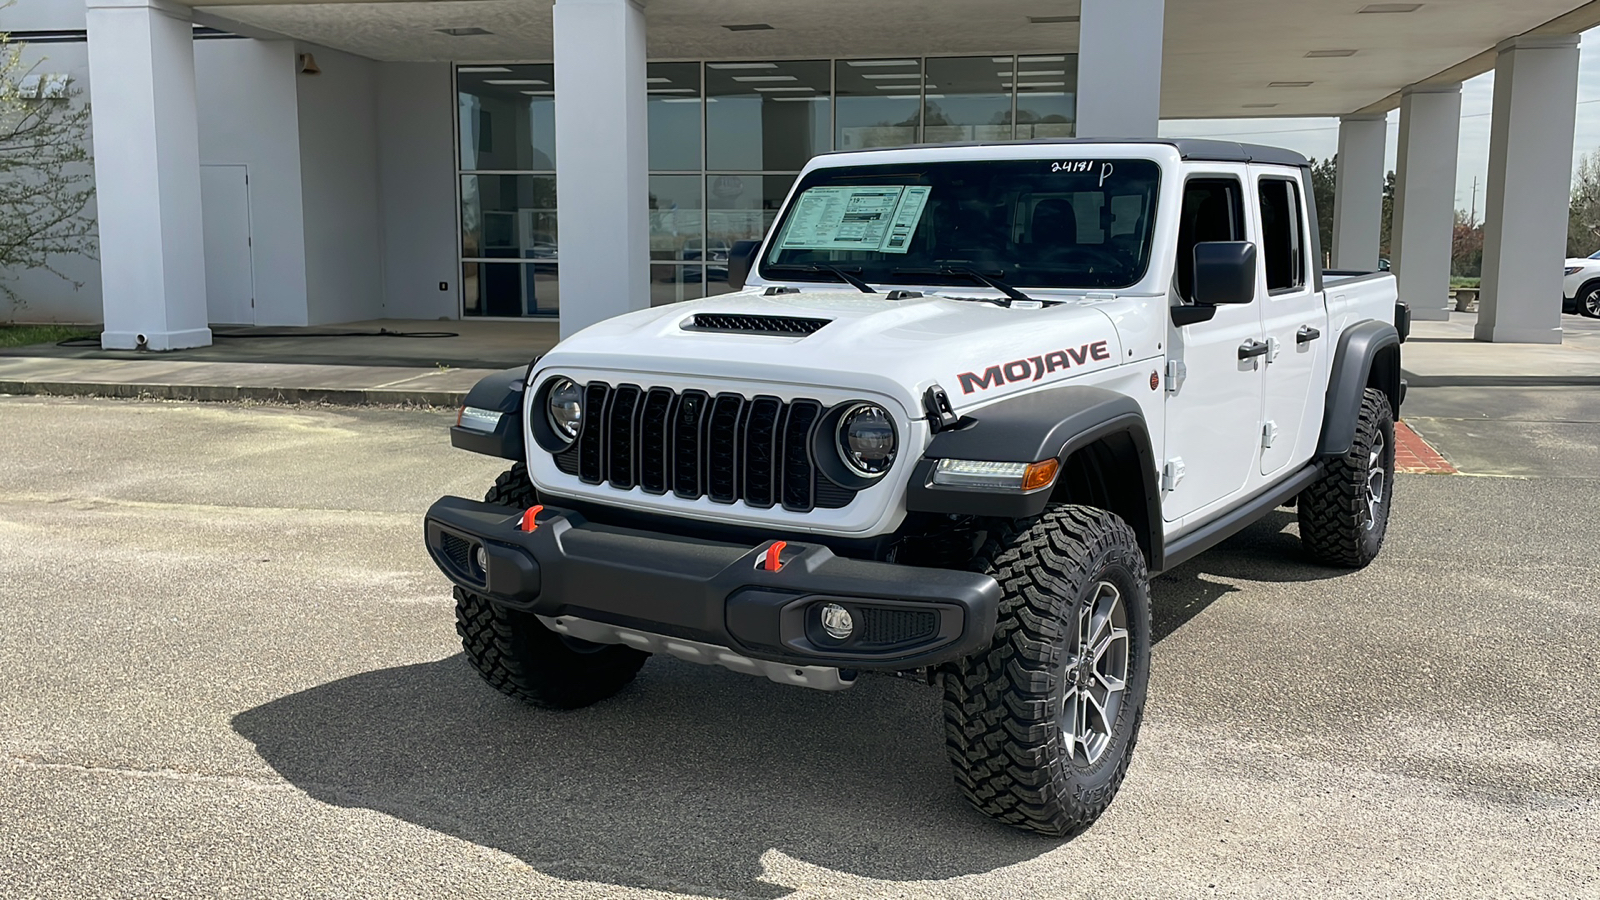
(546, 378, 583, 441)
(836, 403, 897, 477)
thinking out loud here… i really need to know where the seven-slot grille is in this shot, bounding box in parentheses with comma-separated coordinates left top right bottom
(554, 382, 855, 513)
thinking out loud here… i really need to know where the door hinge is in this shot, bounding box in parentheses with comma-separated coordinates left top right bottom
(1164, 359, 1186, 394)
(1266, 336, 1281, 364)
(1161, 458, 1186, 492)
(1262, 420, 1279, 449)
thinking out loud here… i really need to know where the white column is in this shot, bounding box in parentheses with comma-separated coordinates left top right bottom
(85, 0, 211, 350)
(1476, 35, 1581, 344)
(1330, 114, 1387, 272)
(1391, 83, 1463, 322)
(1076, 0, 1164, 138)
(552, 0, 649, 339)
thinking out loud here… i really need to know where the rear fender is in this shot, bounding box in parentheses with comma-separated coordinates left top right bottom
(1319, 320, 1401, 458)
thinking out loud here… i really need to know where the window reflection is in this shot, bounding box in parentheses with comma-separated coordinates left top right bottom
(835, 59, 922, 150)
(649, 175, 704, 261)
(925, 57, 1014, 143)
(648, 62, 702, 170)
(457, 64, 555, 171)
(460, 174, 557, 260)
(705, 61, 830, 170)
(708, 174, 795, 246)
(1015, 55, 1077, 139)
(462, 262, 559, 317)
(651, 264, 706, 306)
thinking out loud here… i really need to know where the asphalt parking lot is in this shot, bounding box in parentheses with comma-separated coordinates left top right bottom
(1, 393, 1596, 899)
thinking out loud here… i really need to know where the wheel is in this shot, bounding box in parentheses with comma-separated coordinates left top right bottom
(942, 506, 1152, 838)
(454, 465, 650, 709)
(1581, 285, 1600, 318)
(1298, 388, 1396, 568)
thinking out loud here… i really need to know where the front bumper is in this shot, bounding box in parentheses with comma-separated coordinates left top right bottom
(423, 496, 1003, 673)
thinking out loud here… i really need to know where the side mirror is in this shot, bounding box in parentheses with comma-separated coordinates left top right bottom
(1193, 241, 1257, 306)
(728, 240, 761, 291)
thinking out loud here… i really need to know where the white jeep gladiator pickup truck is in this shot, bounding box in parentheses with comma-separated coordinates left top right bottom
(424, 138, 1409, 837)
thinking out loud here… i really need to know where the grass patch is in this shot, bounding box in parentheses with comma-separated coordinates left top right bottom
(0, 324, 97, 348)
(1449, 277, 1481, 289)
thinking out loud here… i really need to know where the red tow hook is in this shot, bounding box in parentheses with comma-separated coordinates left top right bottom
(519, 505, 544, 532)
(761, 540, 788, 572)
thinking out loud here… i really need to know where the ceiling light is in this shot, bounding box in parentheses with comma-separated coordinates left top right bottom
(754, 86, 815, 92)
(1021, 91, 1066, 97)
(722, 23, 774, 31)
(732, 75, 797, 82)
(846, 60, 918, 67)
(1243, 103, 1279, 108)
(1269, 81, 1314, 88)
(1017, 70, 1066, 76)
(658, 98, 701, 104)
(1359, 3, 1422, 11)
(864, 73, 924, 80)
(876, 85, 927, 90)
(1028, 15, 1079, 24)
(1015, 81, 1066, 87)
(1020, 56, 1067, 62)
(708, 63, 778, 70)
(458, 66, 511, 73)
(772, 96, 827, 102)
(520, 90, 553, 96)
(647, 77, 671, 83)
(992, 57, 1013, 64)
(437, 27, 491, 36)
(484, 79, 546, 85)
(1305, 49, 1358, 58)
(648, 88, 697, 93)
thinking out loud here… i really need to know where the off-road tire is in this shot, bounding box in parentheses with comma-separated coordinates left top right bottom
(942, 505, 1152, 838)
(454, 464, 650, 709)
(1298, 388, 1395, 568)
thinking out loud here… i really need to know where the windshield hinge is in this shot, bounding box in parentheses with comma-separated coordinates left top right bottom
(923, 385, 959, 433)
(764, 286, 801, 295)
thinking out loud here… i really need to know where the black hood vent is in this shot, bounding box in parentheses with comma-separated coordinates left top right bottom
(685, 313, 831, 336)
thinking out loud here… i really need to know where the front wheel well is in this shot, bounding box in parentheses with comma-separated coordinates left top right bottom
(1049, 432, 1157, 567)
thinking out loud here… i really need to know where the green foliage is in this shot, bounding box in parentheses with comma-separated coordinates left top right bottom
(0, 323, 93, 347)
(1569, 152, 1600, 259)
(0, 29, 96, 319)
(1308, 156, 1336, 264)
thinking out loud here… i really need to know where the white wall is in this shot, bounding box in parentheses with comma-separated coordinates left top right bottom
(376, 62, 458, 320)
(294, 43, 384, 325)
(194, 38, 308, 326)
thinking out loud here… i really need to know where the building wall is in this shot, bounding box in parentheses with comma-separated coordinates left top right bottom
(294, 44, 384, 325)
(194, 38, 309, 326)
(376, 62, 458, 320)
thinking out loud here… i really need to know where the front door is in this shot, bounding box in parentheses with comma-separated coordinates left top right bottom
(1162, 172, 1265, 522)
(200, 164, 254, 326)
(1252, 171, 1326, 475)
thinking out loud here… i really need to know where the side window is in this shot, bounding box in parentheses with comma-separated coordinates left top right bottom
(1175, 178, 1246, 303)
(1258, 178, 1306, 292)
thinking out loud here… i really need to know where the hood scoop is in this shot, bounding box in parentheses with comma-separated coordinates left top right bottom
(684, 313, 832, 336)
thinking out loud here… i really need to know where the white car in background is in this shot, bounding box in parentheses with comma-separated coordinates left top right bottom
(1563, 251, 1600, 317)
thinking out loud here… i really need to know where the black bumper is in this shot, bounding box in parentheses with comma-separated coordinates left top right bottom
(423, 497, 1003, 671)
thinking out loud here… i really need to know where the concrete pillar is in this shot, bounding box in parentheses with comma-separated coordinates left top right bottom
(1076, 0, 1164, 138)
(1391, 83, 1463, 322)
(1476, 35, 1581, 344)
(1331, 114, 1387, 272)
(85, 0, 211, 350)
(552, 0, 649, 338)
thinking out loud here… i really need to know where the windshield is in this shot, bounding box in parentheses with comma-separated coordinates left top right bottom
(760, 158, 1161, 290)
(1589, 250, 1600, 259)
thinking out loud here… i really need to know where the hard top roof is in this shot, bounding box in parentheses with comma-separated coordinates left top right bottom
(820, 137, 1310, 168)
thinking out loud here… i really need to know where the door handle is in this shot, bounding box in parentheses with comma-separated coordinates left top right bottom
(1296, 325, 1322, 344)
(1238, 339, 1270, 360)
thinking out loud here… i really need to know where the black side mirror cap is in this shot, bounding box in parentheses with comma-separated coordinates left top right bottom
(728, 240, 761, 291)
(1170, 305, 1220, 326)
(1193, 241, 1257, 306)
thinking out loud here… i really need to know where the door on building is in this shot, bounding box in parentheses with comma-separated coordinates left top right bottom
(1162, 172, 1266, 522)
(200, 164, 255, 325)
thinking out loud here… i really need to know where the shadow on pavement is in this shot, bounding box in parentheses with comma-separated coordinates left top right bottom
(233, 653, 1058, 899)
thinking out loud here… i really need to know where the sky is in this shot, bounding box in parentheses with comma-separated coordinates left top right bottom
(1159, 25, 1600, 216)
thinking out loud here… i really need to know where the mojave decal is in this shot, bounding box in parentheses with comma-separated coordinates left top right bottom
(957, 340, 1114, 395)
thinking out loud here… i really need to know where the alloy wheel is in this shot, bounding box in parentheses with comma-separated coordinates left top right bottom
(1060, 580, 1130, 765)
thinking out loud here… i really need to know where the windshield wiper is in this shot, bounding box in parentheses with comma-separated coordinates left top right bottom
(764, 264, 877, 294)
(889, 266, 1036, 306)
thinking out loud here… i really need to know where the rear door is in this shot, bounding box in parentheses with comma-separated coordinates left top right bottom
(1252, 170, 1326, 475)
(1162, 171, 1265, 521)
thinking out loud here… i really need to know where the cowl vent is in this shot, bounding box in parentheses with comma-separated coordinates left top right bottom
(685, 313, 831, 336)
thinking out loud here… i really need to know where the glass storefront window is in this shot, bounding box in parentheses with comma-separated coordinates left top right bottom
(705, 61, 830, 171)
(835, 59, 922, 150)
(649, 174, 704, 261)
(651, 264, 706, 307)
(925, 57, 1014, 143)
(462, 261, 559, 317)
(648, 63, 702, 171)
(457, 64, 555, 171)
(708, 174, 795, 246)
(1014, 54, 1077, 139)
(460, 174, 557, 260)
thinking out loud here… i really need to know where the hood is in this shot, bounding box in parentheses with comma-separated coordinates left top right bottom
(536, 289, 1126, 415)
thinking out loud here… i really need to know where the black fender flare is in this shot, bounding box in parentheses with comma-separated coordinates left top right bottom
(1319, 319, 1401, 459)
(449, 366, 529, 461)
(904, 385, 1163, 569)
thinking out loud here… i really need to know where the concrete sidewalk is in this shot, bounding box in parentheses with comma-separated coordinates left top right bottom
(1401, 311, 1600, 386)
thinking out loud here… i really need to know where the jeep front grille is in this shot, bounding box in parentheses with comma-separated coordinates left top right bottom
(553, 382, 856, 513)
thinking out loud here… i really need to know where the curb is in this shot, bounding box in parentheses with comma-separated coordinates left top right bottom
(1402, 373, 1600, 388)
(0, 380, 465, 407)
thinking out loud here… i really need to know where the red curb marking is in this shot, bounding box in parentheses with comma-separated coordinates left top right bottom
(1395, 421, 1456, 474)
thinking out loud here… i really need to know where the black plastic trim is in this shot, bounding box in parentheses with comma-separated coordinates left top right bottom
(449, 366, 528, 461)
(1319, 319, 1402, 458)
(423, 497, 1003, 670)
(1158, 462, 1322, 574)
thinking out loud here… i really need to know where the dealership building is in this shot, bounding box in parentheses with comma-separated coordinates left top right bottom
(5, 0, 1596, 345)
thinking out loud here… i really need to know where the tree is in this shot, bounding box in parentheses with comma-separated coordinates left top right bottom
(1308, 155, 1336, 264)
(0, 30, 95, 319)
(1451, 208, 1483, 279)
(1569, 151, 1600, 259)
(1379, 169, 1396, 262)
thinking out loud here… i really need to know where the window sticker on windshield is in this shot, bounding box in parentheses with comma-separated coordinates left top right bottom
(776, 185, 932, 253)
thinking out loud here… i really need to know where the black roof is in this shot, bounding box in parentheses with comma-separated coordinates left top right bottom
(822, 137, 1310, 168)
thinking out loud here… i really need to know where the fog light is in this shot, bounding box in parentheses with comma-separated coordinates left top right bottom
(474, 545, 488, 573)
(820, 603, 855, 641)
